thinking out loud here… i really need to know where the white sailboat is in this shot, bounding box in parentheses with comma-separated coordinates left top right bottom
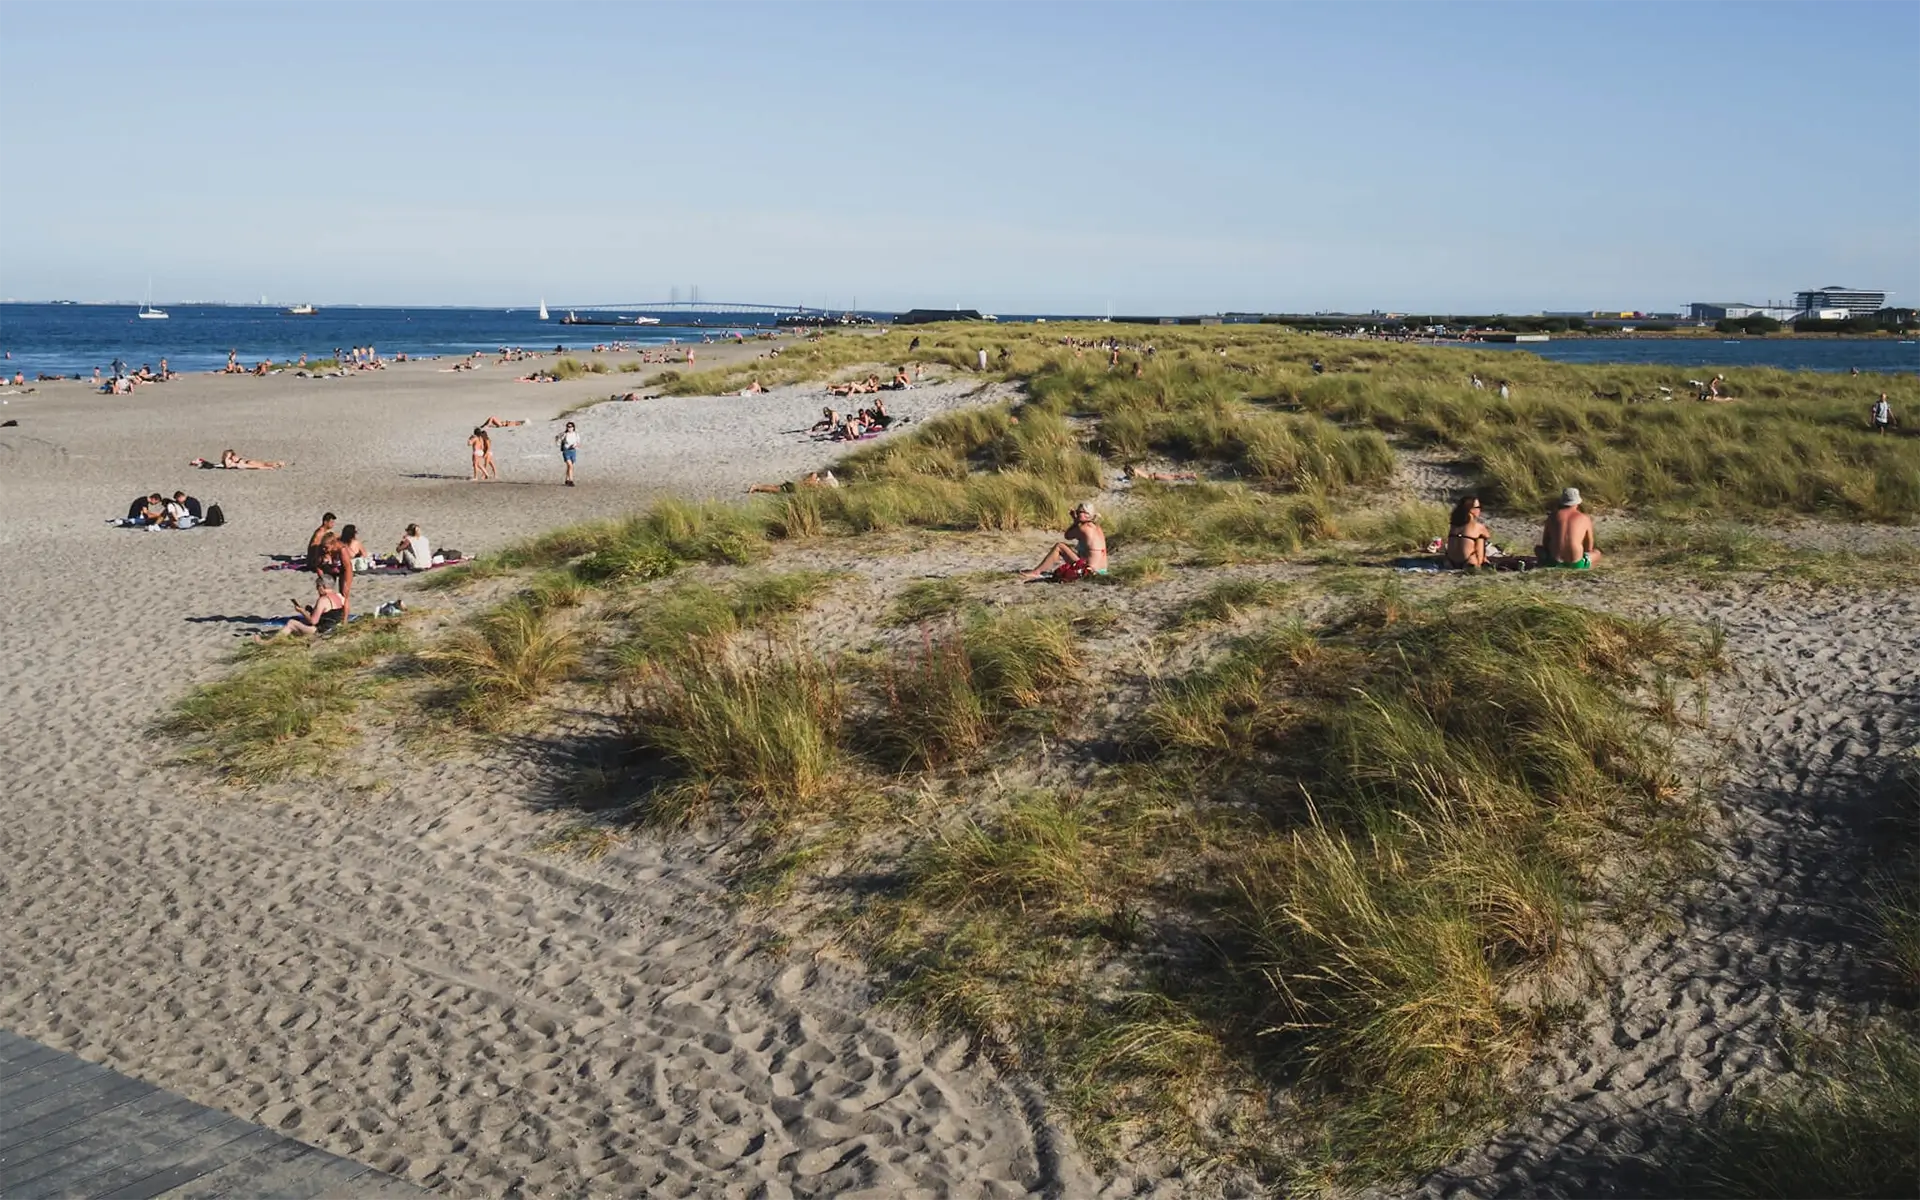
(138, 279, 169, 320)
(538, 298, 549, 321)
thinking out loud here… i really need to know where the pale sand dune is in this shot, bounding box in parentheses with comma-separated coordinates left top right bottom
(0, 358, 1093, 1196)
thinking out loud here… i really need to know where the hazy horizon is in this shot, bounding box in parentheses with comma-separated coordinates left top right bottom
(2, 1, 1914, 314)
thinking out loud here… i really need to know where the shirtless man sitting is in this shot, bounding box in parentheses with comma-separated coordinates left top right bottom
(1020, 504, 1109, 581)
(1536, 487, 1600, 569)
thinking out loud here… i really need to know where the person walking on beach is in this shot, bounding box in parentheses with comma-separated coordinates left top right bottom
(1871, 394, 1893, 433)
(557, 421, 580, 486)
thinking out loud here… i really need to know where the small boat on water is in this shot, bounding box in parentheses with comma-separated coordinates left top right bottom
(633, 315, 661, 326)
(538, 298, 550, 321)
(285, 303, 317, 316)
(138, 278, 168, 319)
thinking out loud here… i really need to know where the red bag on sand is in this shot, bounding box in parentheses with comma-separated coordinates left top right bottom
(1052, 559, 1094, 582)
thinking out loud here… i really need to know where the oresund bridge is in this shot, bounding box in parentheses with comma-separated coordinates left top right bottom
(555, 300, 841, 317)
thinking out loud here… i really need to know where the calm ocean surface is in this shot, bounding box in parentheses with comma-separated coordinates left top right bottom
(1476, 335, 1918, 375)
(0, 304, 787, 377)
(2, 304, 1914, 377)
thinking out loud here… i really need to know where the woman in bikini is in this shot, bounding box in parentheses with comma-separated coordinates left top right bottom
(211, 449, 286, 469)
(262, 576, 346, 640)
(1445, 496, 1491, 569)
(468, 428, 491, 481)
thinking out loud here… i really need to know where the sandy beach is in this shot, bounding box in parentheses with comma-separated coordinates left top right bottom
(0, 352, 1095, 1197)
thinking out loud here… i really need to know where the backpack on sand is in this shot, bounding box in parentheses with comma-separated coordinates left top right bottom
(202, 503, 226, 527)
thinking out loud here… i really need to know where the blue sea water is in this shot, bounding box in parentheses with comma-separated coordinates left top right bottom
(2, 304, 1914, 378)
(1474, 335, 1918, 375)
(0, 304, 791, 378)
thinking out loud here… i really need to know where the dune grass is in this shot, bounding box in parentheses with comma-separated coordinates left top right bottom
(420, 600, 581, 727)
(168, 321, 1910, 1190)
(161, 623, 413, 783)
(853, 587, 1715, 1184)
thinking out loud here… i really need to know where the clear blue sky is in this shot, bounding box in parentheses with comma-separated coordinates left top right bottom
(3, 1, 1914, 314)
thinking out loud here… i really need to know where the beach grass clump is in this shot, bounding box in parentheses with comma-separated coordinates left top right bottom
(610, 572, 843, 674)
(161, 624, 413, 783)
(877, 588, 1709, 1179)
(421, 600, 581, 726)
(887, 578, 972, 626)
(1168, 577, 1293, 628)
(618, 648, 847, 828)
(1117, 483, 1336, 563)
(867, 609, 1083, 770)
(1676, 1022, 1920, 1199)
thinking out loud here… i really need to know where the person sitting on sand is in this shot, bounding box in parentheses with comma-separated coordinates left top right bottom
(307, 513, 337, 573)
(1445, 495, 1491, 569)
(1536, 487, 1600, 569)
(262, 576, 346, 640)
(480, 415, 525, 427)
(126, 493, 164, 524)
(1020, 503, 1109, 581)
(888, 367, 911, 390)
(837, 411, 869, 440)
(739, 378, 767, 395)
(809, 407, 838, 434)
(861, 396, 897, 429)
(1125, 464, 1198, 483)
(468, 428, 492, 481)
(395, 523, 432, 569)
(173, 491, 203, 523)
(747, 470, 840, 494)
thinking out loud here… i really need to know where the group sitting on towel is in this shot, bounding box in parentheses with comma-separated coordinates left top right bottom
(1435, 488, 1601, 571)
(807, 397, 898, 442)
(115, 490, 203, 529)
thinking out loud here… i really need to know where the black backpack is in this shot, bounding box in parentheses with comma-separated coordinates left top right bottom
(202, 503, 226, 527)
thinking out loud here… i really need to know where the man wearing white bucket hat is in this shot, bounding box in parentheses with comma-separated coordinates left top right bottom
(1536, 487, 1601, 569)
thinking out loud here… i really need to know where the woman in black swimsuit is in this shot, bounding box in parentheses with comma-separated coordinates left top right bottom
(1446, 496, 1491, 569)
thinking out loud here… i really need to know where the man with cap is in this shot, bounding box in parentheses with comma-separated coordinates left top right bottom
(1020, 502, 1108, 581)
(1537, 487, 1600, 569)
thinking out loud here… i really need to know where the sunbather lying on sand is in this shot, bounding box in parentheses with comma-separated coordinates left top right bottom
(1125, 465, 1198, 482)
(479, 416, 525, 427)
(191, 449, 286, 469)
(1019, 504, 1108, 581)
(746, 471, 839, 494)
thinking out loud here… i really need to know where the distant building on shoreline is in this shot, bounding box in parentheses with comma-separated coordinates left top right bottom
(1792, 286, 1886, 317)
(1689, 302, 1797, 321)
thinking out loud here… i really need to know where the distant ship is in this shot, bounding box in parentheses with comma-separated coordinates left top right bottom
(138, 278, 168, 319)
(560, 312, 663, 327)
(285, 303, 317, 315)
(538, 298, 549, 321)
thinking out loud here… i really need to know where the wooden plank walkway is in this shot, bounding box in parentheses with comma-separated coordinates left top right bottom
(0, 1029, 426, 1198)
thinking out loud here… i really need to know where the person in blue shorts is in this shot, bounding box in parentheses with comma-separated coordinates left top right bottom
(557, 421, 580, 486)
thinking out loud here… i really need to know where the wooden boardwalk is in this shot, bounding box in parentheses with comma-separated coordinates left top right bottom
(0, 1029, 425, 1198)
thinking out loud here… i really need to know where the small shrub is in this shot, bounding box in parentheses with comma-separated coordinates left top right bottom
(888, 578, 971, 626)
(423, 601, 581, 725)
(621, 650, 845, 826)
